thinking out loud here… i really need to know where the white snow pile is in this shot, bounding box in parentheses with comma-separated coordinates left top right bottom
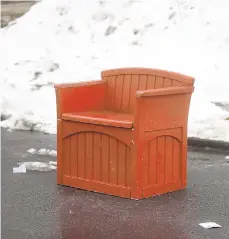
(1, 0, 229, 141)
(13, 161, 57, 173)
(27, 148, 57, 156)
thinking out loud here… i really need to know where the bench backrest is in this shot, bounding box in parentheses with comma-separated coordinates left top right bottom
(101, 68, 195, 114)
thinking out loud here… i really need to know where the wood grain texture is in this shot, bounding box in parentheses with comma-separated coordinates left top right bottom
(63, 132, 131, 187)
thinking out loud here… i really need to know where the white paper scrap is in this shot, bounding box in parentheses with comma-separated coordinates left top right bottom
(199, 222, 222, 229)
(13, 165, 27, 173)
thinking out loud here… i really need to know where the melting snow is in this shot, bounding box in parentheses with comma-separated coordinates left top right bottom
(17, 161, 57, 172)
(27, 148, 57, 156)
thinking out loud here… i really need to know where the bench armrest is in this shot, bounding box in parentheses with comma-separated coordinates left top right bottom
(54, 80, 107, 119)
(136, 86, 194, 97)
(134, 86, 194, 131)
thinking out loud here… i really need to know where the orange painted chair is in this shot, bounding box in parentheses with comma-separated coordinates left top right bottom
(54, 68, 195, 199)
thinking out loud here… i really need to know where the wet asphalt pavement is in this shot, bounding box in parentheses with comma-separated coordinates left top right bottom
(1, 129, 229, 239)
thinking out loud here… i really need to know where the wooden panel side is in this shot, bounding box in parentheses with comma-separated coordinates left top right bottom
(141, 131, 182, 190)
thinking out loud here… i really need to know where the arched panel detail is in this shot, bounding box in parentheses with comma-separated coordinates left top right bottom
(142, 134, 182, 150)
(142, 135, 182, 187)
(62, 131, 132, 187)
(63, 130, 132, 147)
(101, 67, 195, 86)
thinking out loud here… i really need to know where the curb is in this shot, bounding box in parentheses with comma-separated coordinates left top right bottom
(188, 137, 229, 151)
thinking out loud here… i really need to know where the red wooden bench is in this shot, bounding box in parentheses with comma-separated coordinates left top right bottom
(55, 67, 195, 199)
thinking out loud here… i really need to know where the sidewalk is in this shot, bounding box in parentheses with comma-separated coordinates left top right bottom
(1, 129, 229, 239)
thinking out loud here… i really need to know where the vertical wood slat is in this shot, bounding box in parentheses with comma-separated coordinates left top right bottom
(107, 76, 117, 110)
(139, 75, 147, 90)
(93, 133, 102, 181)
(78, 133, 86, 178)
(117, 142, 126, 186)
(155, 76, 164, 89)
(129, 74, 140, 112)
(148, 139, 157, 186)
(109, 137, 118, 184)
(122, 75, 132, 112)
(63, 137, 71, 176)
(101, 134, 109, 183)
(125, 147, 131, 187)
(156, 136, 165, 185)
(165, 137, 173, 183)
(114, 75, 124, 111)
(142, 147, 149, 187)
(163, 78, 172, 87)
(146, 75, 156, 89)
(173, 139, 181, 182)
(70, 134, 78, 178)
(85, 132, 93, 180)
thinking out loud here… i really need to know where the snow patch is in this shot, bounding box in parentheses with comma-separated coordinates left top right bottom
(27, 148, 57, 156)
(28, 148, 36, 154)
(49, 161, 57, 166)
(18, 161, 57, 172)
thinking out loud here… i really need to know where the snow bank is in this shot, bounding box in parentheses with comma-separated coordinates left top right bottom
(1, 0, 229, 141)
